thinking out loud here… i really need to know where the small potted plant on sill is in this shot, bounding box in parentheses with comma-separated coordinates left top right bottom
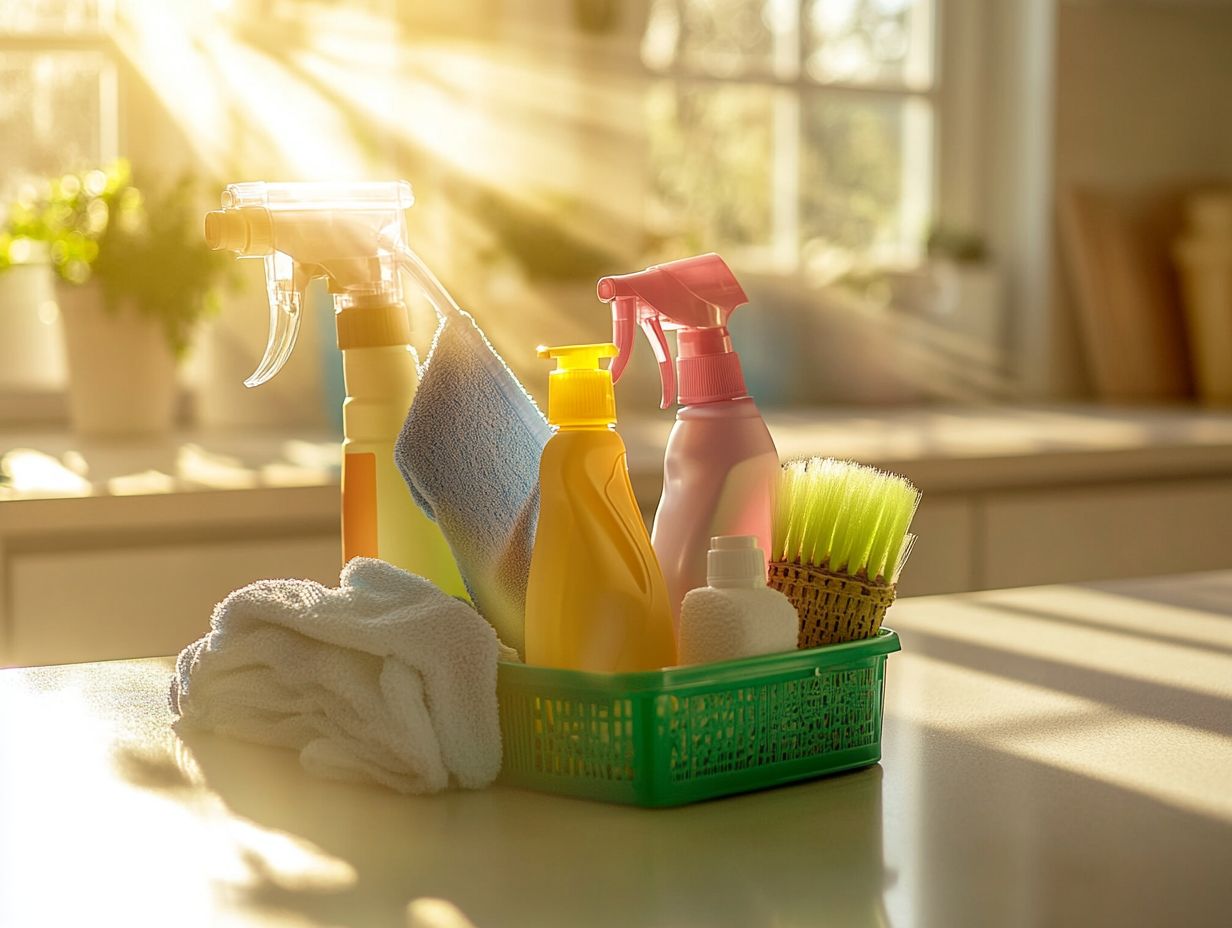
(4, 161, 232, 437)
(0, 226, 65, 397)
(921, 224, 1003, 351)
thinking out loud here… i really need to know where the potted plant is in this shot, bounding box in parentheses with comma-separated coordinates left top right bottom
(0, 218, 65, 398)
(4, 161, 231, 436)
(922, 223, 1003, 351)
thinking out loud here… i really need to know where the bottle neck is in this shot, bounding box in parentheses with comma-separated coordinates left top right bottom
(335, 298, 412, 351)
(676, 326, 732, 359)
(554, 423, 616, 432)
(708, 577, 765, 590)
(676, 326, 748, 405)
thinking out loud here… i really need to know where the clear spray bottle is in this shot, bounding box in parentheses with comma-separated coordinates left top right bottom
(204, 181, 467, 596)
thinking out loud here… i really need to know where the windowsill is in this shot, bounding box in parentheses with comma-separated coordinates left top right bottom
(623, 402, 1232, 501)
(5, 403, 1232, 507)
(0, 426, 340, 502)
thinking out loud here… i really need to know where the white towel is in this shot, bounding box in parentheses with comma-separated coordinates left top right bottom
(170, 557, 514, 794)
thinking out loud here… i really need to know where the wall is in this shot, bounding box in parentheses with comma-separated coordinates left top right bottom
(1055, 0, 1232, 192)
(979, 0, 1064, 398)
(1050, 0, 1232, 397)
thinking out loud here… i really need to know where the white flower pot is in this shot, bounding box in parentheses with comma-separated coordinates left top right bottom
(57, 281, 179, 437)
(0, 261, 67, 390)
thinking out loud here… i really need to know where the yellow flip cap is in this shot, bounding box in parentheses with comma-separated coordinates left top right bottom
(537, 343, 619, 427)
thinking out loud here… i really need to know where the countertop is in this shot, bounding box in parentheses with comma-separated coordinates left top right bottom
(1, 572, 1230, 927)
(6, 404, 1232, 505)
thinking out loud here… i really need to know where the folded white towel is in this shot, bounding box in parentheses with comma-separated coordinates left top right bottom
(170, 557, 514, 794)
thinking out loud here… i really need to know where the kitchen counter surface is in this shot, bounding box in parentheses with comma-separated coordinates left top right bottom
(7, 404, 1232, 505)
(1, 571, 1230, 927)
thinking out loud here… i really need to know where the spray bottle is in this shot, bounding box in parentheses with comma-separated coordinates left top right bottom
(596, 254, 779, 623)
(204, 181, 466, 597)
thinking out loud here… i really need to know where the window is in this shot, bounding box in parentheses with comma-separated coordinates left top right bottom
(642, 0, 935, 280)
(0, 0, 118, 195)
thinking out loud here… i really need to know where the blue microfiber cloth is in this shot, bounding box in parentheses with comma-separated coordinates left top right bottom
(395, 307, 550, 657)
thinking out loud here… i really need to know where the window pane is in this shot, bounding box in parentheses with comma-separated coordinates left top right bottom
(0, 53, 109, 189)
(645, 0, 794, 78)
(803, 0, 933, 88)
(0, 0, 103, 33)
(646, 81, 777, 255)
(799, 92, 932, 275)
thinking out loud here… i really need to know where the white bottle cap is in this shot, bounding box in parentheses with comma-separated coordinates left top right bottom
(707, 535, 766, 588)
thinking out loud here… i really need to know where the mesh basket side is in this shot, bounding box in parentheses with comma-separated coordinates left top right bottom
(499, 683, 640, 783)
(655, 663, 883, 785)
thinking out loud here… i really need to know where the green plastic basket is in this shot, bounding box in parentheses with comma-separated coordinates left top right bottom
(497, 628, 900, 807)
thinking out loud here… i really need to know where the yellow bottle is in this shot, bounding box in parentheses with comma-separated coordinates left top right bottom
(337, 300, 468, 597)
(204, 180, 467, 598)
(524, 344, 677, 672)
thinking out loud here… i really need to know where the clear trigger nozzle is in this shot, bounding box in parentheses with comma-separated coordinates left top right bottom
(244, 289, 303, 387)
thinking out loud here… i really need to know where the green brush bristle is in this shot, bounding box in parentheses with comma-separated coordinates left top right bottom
(827, 466, 869, 573)
(773, 459, 807, 560)
(803, 457, 846, 566)
(793, 457, 823, 563)
(853, 478, 894, 578)
(879, 477, 921, 582)
(773, 458, 921, 583)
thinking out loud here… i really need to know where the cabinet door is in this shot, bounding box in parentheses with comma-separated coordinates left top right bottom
(982, 478, 1232, 590)
(6, 536, 339, 667)
(893, 496, 975, 596)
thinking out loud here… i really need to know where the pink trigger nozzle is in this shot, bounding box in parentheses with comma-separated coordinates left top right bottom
(597, 254, 748, 408)
(640, 313, 675, 409)
(607, 295, 637, 385)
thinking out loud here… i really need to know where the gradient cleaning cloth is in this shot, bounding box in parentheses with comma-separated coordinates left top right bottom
(395, 308, 550, 657)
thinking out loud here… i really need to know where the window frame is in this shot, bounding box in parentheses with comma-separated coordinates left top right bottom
(643, 0, 985, 275)
(0, 2, 121, 188)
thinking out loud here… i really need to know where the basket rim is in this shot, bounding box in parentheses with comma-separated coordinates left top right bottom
(498, 628, 900, 693)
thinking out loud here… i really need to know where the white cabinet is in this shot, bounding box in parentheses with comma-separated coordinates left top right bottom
(981, 478, 1232, 590)
(894, 496, 976, 596)
(885, 477, 1232, 596)
(7, 536, 339, 666)
(0, 484, 341, 668)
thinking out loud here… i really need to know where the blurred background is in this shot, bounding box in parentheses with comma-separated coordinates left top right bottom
(3, 0, 1232, 666)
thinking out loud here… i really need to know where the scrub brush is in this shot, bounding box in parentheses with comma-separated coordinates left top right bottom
(768, 458, 921, 648)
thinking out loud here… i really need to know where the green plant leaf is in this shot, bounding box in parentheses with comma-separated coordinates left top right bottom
(0, 161, 238, 359)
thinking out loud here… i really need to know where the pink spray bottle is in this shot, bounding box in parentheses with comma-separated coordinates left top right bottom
(597, 254, 780, 623)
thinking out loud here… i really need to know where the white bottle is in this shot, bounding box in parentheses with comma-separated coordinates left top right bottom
(678, 536, 800, 665)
